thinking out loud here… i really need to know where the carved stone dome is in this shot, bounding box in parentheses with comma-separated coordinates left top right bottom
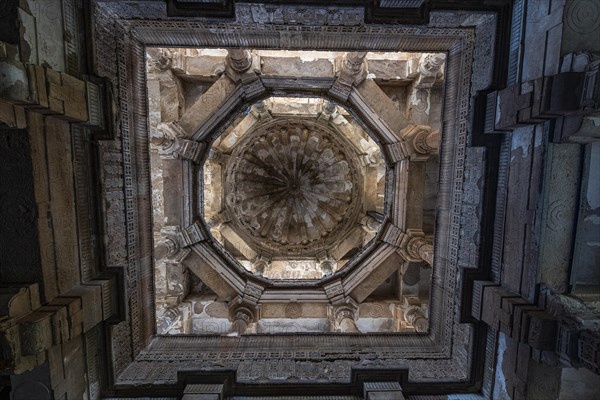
(224, 119, 363, 257)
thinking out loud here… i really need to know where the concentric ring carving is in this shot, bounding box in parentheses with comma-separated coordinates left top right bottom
(224, 119, 363, 257)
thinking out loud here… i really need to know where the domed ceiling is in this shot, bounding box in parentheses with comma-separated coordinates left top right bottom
(204, 99, 386, 280)
(225, 119, 361, 254)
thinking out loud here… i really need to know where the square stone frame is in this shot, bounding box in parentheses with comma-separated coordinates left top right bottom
(92, 2, 497, 390)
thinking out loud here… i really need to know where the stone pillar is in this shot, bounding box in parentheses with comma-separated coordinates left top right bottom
(330, 52, 368, 101)
(342, 52, 368, 76)
(318, 101, 337, 121)
(226, 305, 254, 336)
(403, 304, 428, 332)
(410, 53, 445, 124)
(149, 48, 174, 71)
(226, 48, 252, 73)
(154, 236, 179, 261)
(224, 49, 264, 100)
(399, 124, 440, 161)
(330, 300, 361, 333)
(406, 236, 434, 267)
(319, 259, 336, 276)
(251, 100, 272, 119)
(418, 53, 445, 84)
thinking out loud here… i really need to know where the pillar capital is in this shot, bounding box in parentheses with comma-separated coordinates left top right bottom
(330, 298, 360, 333)
(226, 296, 259, 336)
(400, 124, 440, 161)
(329, 52, 368, 101)
(226, 48, 253, 73)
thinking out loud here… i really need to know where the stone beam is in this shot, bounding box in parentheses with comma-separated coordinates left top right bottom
(354, 79, 411, 137)
(347, 249, 403, 303)
(178, 75, 237, 137)
(182, 250, 239, 301)
(216, 111, 259, 152)
(220, 224, 259, 261)
(329, 226, 365, 261)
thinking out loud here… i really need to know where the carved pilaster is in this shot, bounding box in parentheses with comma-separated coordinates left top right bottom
(224, 48, 265, 101)
(402, 297, 429, 332)
(410, 53, 445, 120)
(329, 298, 360, 333)
(226, 295, 258, 336)
(406, 236, 434, 267)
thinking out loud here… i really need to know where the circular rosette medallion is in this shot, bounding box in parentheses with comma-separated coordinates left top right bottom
(224, 119, 363, 257)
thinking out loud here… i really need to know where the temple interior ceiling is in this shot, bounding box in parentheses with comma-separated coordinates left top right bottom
(2, 1, 599, 398)
(146, 48, 443, 335)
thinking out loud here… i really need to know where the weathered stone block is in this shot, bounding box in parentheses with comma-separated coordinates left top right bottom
(49, 296, 82, 340)
(60, 73, 87, 121)
(525, 310, 558, 350)
(38, 305, 69, 345)
(26, 64, 49, 109)
(0, 59, 30, 103)
(85, 278, 116, 321)
(18, 309, 53, 355)
(63, 285, 103, 333)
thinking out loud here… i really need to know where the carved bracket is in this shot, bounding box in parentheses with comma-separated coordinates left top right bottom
(329, 52, 368, 102)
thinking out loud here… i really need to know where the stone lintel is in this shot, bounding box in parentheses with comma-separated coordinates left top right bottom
(363, 381, 404, 400)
